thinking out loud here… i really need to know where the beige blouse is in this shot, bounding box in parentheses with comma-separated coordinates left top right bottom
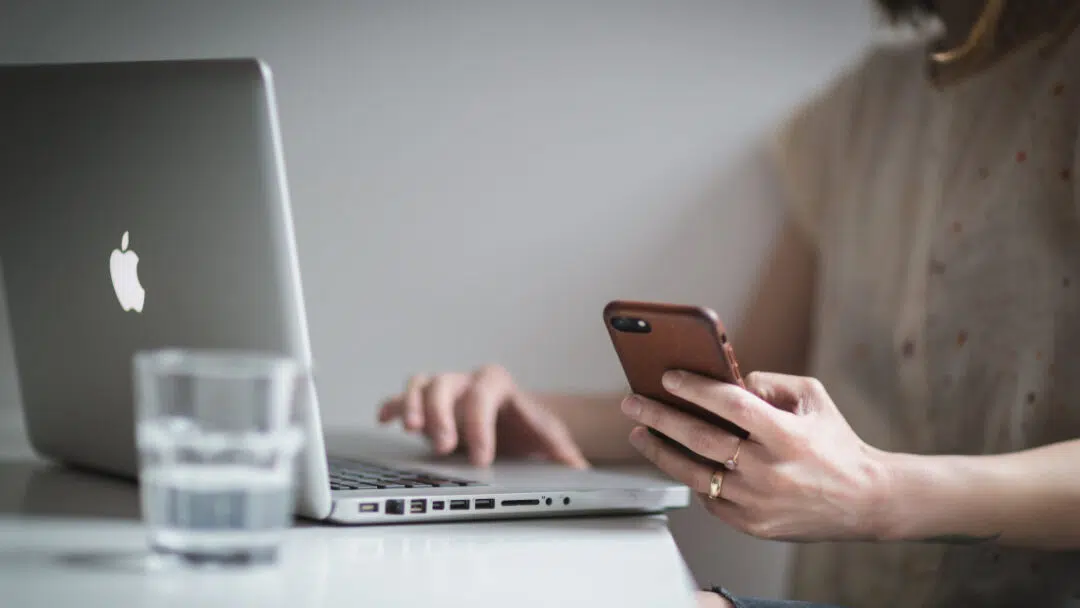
(771, 19, 1080, 608)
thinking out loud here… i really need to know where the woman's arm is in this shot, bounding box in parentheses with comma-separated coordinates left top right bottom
(731, 218, 817, 377)
(876, 440, 1080, 549)
(617, 365, 1080, 551)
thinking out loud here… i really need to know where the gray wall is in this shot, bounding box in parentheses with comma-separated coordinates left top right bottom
(0, 0, 875, 598)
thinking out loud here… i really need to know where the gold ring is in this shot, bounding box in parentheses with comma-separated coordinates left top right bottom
(723, 440, 742, 471)
(708, 469, 725, 500)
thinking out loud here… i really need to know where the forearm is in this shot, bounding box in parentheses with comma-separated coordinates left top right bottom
(535, 392, 644, 464)
(876, 439, 1080, 549)
(731, 218, 816, 377)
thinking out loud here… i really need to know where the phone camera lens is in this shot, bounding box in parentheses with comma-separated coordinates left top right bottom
(611, 316, 651, 333)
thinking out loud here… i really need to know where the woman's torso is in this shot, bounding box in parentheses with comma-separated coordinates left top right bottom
(787, 30, 1080, 608)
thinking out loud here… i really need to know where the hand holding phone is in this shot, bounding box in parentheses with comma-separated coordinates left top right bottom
(604, 300, 748, 463)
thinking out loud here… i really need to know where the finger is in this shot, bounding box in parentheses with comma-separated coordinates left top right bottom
(621, 394, 741, 464)
(629, 426, 754, 504)
(743, 371, 821, 415)
(699, 493, 752, 530)
(423, 376, 460, 454)
(402, 375, 430, 431)
(661, 371, 789, 442)
(702, 493, 782, 540)
(517, 399, 589, 469)
(377, 397, 404, 423)
(460, 382, 504, 467)
(536, 420, 590, 469)
(628, 426, 713, 494)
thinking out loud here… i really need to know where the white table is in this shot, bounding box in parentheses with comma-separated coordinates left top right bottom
(0, 409, 697, 608)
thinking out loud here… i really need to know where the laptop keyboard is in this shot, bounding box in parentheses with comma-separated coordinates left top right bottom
(327, 458, 483, 491)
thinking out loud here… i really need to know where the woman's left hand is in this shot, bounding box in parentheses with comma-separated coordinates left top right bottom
(621, 370, 890, 542)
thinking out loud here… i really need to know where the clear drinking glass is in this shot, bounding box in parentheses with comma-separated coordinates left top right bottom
(133, 349, 305, 565)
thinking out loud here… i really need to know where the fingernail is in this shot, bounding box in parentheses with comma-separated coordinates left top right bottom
(662, 370, 683, 391)
(621, 395, 642, 417)
(628, 427, 646, 449)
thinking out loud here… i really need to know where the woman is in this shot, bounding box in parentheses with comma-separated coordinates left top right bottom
(378, 1, 1080, 606)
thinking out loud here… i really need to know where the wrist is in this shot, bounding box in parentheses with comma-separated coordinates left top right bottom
(868, 450, 914, 542)
(859, 444, 901, 542)
(871, 450, 1005, 543)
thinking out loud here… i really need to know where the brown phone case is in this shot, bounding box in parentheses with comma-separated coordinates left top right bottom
(603, 300, 749, 454)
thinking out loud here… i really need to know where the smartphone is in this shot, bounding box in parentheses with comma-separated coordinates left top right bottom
(603, 300, 749, 462)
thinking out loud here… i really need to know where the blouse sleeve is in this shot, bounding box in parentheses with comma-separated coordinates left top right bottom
(768, 58, 867, 246)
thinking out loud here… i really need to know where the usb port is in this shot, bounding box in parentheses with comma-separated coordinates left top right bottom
(432, 500, 445, 511)
(449, 499, 470, 511)
(358, 502, 379, 513)
(410, 499, 427, 514)
(475, 498, 495, 510)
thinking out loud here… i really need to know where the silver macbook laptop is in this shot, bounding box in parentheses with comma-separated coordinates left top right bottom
(0, 59, 688, 524)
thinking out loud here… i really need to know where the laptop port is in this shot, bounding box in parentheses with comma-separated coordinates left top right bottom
(475, 498, 495, 510)
(385, 499, 405, 515)
(432, 500, 445, 511)
(358, 502, 379, 513)
(410, 499, 427, 514)
(449, 499, 470, 511)
(501, 499, 540, 507)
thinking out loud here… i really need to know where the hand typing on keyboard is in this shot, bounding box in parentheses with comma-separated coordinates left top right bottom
(377, 365, 588, 469)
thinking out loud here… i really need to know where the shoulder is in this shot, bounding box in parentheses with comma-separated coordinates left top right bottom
(770, 37, 935, 242)
(808, 37, 932, 132)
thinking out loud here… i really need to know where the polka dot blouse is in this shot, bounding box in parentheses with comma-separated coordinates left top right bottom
(768, 21, 1080, 608)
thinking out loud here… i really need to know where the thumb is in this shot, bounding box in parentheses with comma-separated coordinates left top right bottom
(743, 371, 821, 415)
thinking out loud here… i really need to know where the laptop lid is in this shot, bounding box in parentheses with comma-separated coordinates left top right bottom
(0, 59, 332, 517)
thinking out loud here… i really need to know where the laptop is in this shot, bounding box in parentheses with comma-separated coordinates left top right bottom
(0, 59, 689, 524)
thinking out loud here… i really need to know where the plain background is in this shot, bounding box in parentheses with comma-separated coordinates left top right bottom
(0, 0, 878, 598)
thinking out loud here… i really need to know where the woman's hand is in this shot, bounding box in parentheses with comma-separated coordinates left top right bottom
(378, 365, 589, 469)
(621, 370, 890, 542)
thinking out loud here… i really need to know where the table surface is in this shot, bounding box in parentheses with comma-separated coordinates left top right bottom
(0, 407, 697, 608)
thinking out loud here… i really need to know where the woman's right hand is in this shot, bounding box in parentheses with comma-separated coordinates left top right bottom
(377, 365, 589, 469)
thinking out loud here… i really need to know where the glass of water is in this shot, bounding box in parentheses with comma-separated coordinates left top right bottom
(133, 349, 305, 565)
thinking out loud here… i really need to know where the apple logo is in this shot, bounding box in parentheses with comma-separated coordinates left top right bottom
(109, 231, 145, 313)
